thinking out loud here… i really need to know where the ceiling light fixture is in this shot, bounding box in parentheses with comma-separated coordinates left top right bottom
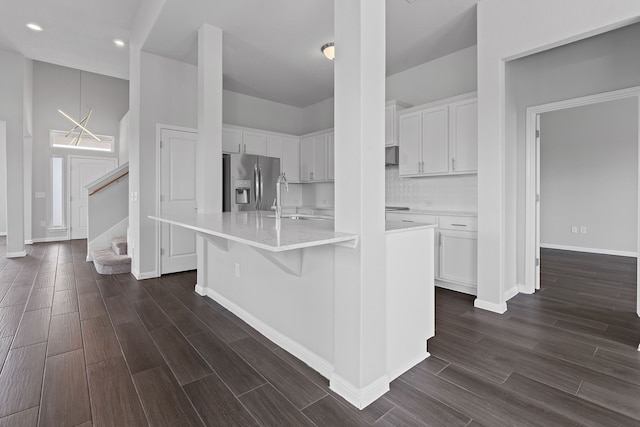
(113, 39, 126, 47)
(321, 42, 335, 60)
(26, 23, 43, 32)
(58, 70, 101, 145)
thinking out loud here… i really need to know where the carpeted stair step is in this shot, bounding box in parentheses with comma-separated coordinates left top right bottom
(92, 248, 131, 275)
(111, 236, 128, 255)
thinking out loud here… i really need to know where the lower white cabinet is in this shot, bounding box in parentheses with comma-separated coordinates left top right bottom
(386, 211, 477, 295)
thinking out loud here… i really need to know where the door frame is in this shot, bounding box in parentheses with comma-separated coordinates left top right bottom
(67, 154, 118, 240)
(524, 86, 640, 320)
(155, 124, 198, 276)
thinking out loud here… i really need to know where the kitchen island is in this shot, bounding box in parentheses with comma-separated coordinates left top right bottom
(150, 211, 436, 407)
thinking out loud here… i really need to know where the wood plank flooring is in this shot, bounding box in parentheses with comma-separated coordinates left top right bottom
(0, 239, 637, 426)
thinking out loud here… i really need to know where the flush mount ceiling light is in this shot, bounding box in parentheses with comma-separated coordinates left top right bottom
(113, 39, 126, 47)
(58, 71, 101, 145)
(321, 42, 335, 60)
(26, 23, 43, 32)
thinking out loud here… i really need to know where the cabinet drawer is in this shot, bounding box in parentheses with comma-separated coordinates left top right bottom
(386, 213, 437, 224)
(439, 216, 477, 231)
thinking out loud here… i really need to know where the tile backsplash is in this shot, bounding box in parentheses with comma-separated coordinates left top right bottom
(385, 166, 477, 212)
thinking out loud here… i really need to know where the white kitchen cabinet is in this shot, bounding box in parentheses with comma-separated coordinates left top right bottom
(299, 130, 333, 182)
(385, 100, 411, 147)
(449, 98, 478, 173)
(222, 127, 243, 153)
(281, 137, 300, 183)
(222, 126, 267, 155)
(398, 93, 477, 177)
(266, 135, 283, 159)
(437, 215, 477, 294)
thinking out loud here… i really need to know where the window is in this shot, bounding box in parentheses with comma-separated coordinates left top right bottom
(51, 156, 65, 229)
(50, 130, 114, 152)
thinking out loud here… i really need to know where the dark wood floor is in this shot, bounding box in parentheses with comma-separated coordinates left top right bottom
(0, 240, 638, 426)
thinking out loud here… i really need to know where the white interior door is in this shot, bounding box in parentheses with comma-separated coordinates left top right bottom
(69, 156, 117, 239)
(160, 128, 198, 274)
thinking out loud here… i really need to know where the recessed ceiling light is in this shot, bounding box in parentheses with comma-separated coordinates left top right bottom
(26, 23, 43, 32)
(113, 39, 126, 47)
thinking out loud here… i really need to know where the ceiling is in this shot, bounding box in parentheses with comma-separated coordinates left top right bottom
(0, 0, 477, 108)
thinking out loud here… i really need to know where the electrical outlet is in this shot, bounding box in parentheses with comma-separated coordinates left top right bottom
(571, 226, 578, 233)
(235, 262, 240, 278)
(580, 226, 587, 234)
(40, 221, 46, 227)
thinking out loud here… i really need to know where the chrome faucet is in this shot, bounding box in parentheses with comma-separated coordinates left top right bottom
(272, 173, 289, 219)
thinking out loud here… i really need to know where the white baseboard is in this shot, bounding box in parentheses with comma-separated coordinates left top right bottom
(0, 232, 6, 237)
(31, 236, 68, 243)
(6, 251, 27, 258)
(131, 268, 158, 280)
(194, 284, 206, 296)
(474, 298, 507, 314)
(330, 373, 390, 410)
(504, 285, 519, 301)
(388, 351, 429, 383)
(204, 287, 334, 380)
(540, 243, 637, 258)
(435, 279, 477, 295)
(24, 240, 33, 245)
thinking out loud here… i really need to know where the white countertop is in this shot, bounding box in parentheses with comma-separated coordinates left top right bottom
(386, 209, 477, 217)
(149, 211, 358, 253)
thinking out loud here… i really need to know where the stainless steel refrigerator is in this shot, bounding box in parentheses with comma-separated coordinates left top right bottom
(223, 153, 281, 212)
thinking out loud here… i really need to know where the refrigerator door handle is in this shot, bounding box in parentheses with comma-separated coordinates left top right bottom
(254, 164, 259, 210)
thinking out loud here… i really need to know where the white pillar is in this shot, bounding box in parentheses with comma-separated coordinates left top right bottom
(196, 24, 223, 293)
(332, 0, 388, 409)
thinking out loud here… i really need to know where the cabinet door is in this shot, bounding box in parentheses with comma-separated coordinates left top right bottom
(266, 135, 283, 161)
(385, 104, 395, 147)
(299, 136, 315, 182)
(398, 111, 422, 176)
(222, 128, 242, 153)
(313, 134, 328, 181)
(282, 137, 300, 182)
(242, 130, 267, 155)
(450, 99, 477, 173)
(439, 230, 477, 286)
(421, 106, 449, 174)
(326, 132, 334, 181)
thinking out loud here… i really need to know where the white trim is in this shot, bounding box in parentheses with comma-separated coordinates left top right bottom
(24, 240, 33, 245)
(329, 373, 390, 410)
(131, 269, 159, 280)
(435, 279, 476, 296)
(524, 86, 640, 298)
(504, 285, 519, 301)
(388, 352, 429, 383)
(0, 232, 6, 237)
(540, 243, 637, 258)
(203, 287, 334, 379)
(474, 298, 507, 314)
(6, 251, 27, 258)
(518, 282, 534, 295)
(31, 236, 69, 243)
(155, 124, 198, 278)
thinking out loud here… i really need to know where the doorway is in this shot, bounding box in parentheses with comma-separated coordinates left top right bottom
(157, 126, 198, 275)
(69, 156, 118, 239)
(524, 87, 640, 319)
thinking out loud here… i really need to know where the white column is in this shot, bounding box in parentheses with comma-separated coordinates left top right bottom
(332, 0, 388, 409)
(196, 24, 223, 293)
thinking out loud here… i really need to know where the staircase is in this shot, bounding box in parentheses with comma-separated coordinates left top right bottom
(91, 236, 131, 275)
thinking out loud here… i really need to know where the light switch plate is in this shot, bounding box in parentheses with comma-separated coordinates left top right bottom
(579, 226, 587, 234)
(35, 192, 46, 199)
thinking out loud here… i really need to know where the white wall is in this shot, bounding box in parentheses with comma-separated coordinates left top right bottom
(119, 111, 130, 163)
(508, 22, 640, 287)
(136, 52, 198, 277)
(31, 61, 128, 241)
(0, 49, 25, 255)
(477, 0, 640, 312)
(23, 59, 34, 243)
(540, 98, 638, 255)
(223, 91, 304, 135)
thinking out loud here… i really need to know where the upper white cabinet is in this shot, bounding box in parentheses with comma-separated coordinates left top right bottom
(385, 100, 411, 147)
(281, 137, 300, 183)
(398, 93, 477, 177)
(300, 129, 333, 182)
(222, 126, 267, 155)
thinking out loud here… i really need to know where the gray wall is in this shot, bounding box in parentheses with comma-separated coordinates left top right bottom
(540, 98, 638, 254)
(507, 22, 640, 285)
(31, 61, 129, 241)
(0, 49, 25, 254)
